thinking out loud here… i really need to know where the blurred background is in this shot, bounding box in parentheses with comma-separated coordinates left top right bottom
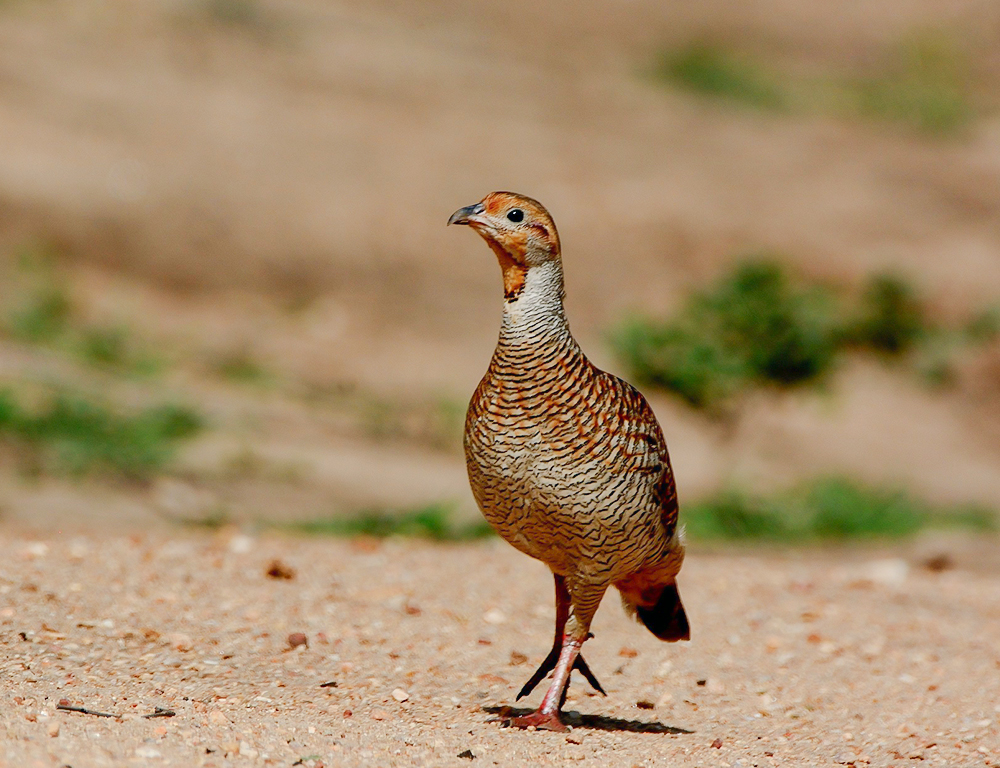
(1, 0, 999, 560)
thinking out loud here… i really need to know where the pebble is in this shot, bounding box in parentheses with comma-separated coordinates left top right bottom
(47, 721, 60, 738)
(228, 534, 254, 554)
(392, 688, 410, 702)
(288, 632, 308, 649)
(23, 542, 49, 559)
(168, 633, 193, 651)
(265, 559, 296, 580)
(483, 609, 506, 624)
(208, 709, 230, 726)
(864, 559, 909, 587)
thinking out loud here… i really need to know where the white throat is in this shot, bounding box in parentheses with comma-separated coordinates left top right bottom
(499, 260, 569, 345)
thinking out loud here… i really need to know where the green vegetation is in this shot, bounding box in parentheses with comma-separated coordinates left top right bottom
(287, 502, 495, 541)
(659, 43, 786, 111)
(613, 258, 998, 409)
(656, 32, 975, 135)
(212, 349, 274, 386)
(276, 484, 995, 546)
(845, 273, 926, 355)
(0, 388, 202, 480)
(684, 477, 997, 543)
(850, 34, 972, 135)
(361, 395, 465, 451)
(8, 282, 72, 343)
(3, 250, 162, 375)
(614, 259, 840, 408)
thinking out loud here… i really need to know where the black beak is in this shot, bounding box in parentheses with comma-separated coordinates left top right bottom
(447, 202, 485, 226)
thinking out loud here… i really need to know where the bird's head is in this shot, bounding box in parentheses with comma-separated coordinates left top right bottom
(448, 192, 561, 301)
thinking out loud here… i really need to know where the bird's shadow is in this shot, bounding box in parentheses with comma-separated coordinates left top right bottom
(482, 705, 693, 735)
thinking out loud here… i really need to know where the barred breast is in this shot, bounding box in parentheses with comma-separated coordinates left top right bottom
(464, 329, 679, 586)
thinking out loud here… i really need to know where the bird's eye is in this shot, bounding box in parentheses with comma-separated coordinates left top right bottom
(506, 208, 524, 223)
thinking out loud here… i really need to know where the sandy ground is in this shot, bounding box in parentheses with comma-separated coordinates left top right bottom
(1, 532, 998, 768)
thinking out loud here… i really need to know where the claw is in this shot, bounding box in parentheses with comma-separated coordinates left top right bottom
(504, 710, 568, 732)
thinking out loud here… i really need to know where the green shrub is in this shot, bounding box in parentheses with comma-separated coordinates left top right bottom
(614, 259, 998, 408)
(684, 477, 996, 543)
(654, 32, 975, 135)
(848, 34, 972, 135)
(8, 284, 72, 343)
(658, 43, 786, 110)
(0, 389, 202, 479)
(614, 259, 839, 409)
(289, 502, 495, 541)
(845, 273, 927, 355)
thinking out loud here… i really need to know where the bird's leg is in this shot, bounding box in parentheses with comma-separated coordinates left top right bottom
(507, 581, 606, 732)
(517, 574, 606, 701)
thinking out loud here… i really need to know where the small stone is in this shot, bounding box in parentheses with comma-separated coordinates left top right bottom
(23, 542, 48, 560)
(566, 734, 583, 744)
(619, 647, 639, 658)
(287, 633, 308, 649)
(47, 721, 60, 738)
(168, 633, 193, 651)
(711, 738, 723, 749)
(636, 700, 655, 710)
(239, 741, 257, 758)
(864, 558, 909, 588)
(483, 609, 506, 625)
(371, 709, 387, 720)
(923, 553, 952, 572)
(265, 559, 296, 580)
(228, 534, 254, 554)
(457, 749, 475, 760)
(392, 688, 409, 702)
(208, 709, 230, 726)
(509, 651, 528, 665)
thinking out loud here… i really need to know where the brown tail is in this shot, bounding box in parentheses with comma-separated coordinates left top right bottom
(637, 583, 690, 642)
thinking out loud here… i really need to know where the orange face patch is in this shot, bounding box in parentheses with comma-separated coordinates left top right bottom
(485, 239, 528, 301)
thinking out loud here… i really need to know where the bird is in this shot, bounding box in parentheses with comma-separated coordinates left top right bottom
(448, 191, 689, 732)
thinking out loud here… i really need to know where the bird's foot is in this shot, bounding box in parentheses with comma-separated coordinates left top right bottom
(504, 709, 568, 732)
(517, 650, 606, 700)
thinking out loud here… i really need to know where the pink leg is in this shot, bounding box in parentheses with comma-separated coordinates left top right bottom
(506, 635, 582, 732)
(506, 579, 607, 732)
(517, 575, 605, 700)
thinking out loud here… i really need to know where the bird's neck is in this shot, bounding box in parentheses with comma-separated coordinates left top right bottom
(497, 259, 573, 349)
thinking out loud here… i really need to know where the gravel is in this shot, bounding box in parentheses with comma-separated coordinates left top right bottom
(1, 532, 998, 767)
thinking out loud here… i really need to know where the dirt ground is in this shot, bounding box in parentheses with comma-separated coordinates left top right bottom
(1, 532, 998, 768)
